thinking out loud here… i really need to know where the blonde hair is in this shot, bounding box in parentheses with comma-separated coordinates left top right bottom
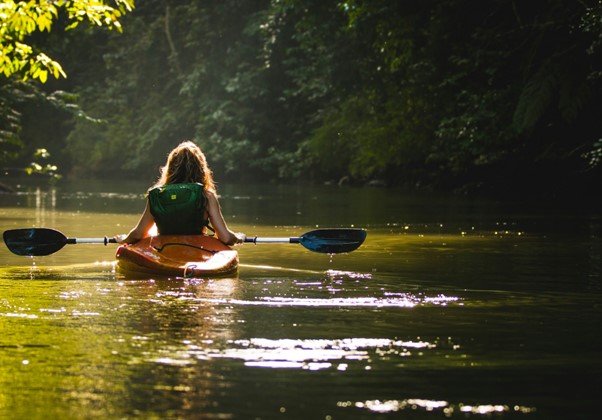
(153, 141, 216, 192)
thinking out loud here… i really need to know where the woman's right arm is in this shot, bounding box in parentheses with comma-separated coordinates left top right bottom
(114, 201, 155, 244)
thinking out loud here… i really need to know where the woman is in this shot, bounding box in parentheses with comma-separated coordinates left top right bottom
(115, 141, 245, 246)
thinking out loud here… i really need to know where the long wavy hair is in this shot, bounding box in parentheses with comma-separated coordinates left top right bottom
(152, 141, 216, 192)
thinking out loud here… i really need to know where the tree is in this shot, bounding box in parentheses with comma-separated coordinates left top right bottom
(6, 0, 600, 196)
(0, 0, 134, 82)
(306, 0, 602, 192)
(0, 0, 134, 169)
(65, 1, 275, 179)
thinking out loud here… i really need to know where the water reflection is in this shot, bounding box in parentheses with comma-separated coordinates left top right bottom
(202, 294, 459, 308)
(203, 337, 437, 368)
(348, 399, 536, 416)
(1, 179, 601, 419)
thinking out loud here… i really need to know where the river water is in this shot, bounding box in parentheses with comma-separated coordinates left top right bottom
(0, 178, 600, 419)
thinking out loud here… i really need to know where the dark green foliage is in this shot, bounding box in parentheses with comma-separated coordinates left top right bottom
(3, 0, 601, 195)
(0, 80, 23, 163)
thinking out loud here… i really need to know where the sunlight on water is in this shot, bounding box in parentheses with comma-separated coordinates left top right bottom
(1, 312, 39, 319)
(325, 269, 372, 279)
(344, 399, 536, 416)
(255, 295, 457, 307)
(176, 293, 459, 308)
(240, 263, 323, 274)
(1, 180, 600, 419)
(144, 337, 441, 371)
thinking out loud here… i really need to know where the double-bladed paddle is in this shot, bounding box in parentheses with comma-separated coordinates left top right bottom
(3, 227, 367, 256)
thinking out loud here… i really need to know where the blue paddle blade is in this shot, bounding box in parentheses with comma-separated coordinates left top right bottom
(298, 228, 367, 254)
(3, 228, 68, 256)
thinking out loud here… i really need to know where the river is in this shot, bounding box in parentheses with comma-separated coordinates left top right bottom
(0, 178, 600, 419)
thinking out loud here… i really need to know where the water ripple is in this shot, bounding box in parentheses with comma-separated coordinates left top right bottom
(183, 293, 459, 308)
(345, 399, 536, 416)
(146, 337, 442, 371)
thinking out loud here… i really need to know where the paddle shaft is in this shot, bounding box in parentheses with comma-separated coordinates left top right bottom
(77, 237, 297, 245)
(245, 237, 300, 244)
(76, 237, 296, 245)
(69, 237, 117, 245)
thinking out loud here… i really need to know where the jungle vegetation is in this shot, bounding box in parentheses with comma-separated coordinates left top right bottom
(1, 0, 601, 196)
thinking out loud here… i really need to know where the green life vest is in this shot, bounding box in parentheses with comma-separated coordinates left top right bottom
(147, 183, 208, 235)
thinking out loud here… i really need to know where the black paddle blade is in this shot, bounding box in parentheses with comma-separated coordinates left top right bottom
(299, 228, 367, 254)
(3, 228, 68, 256)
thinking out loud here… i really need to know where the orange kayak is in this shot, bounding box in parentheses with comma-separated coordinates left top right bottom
(115, 235, 238, 277)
